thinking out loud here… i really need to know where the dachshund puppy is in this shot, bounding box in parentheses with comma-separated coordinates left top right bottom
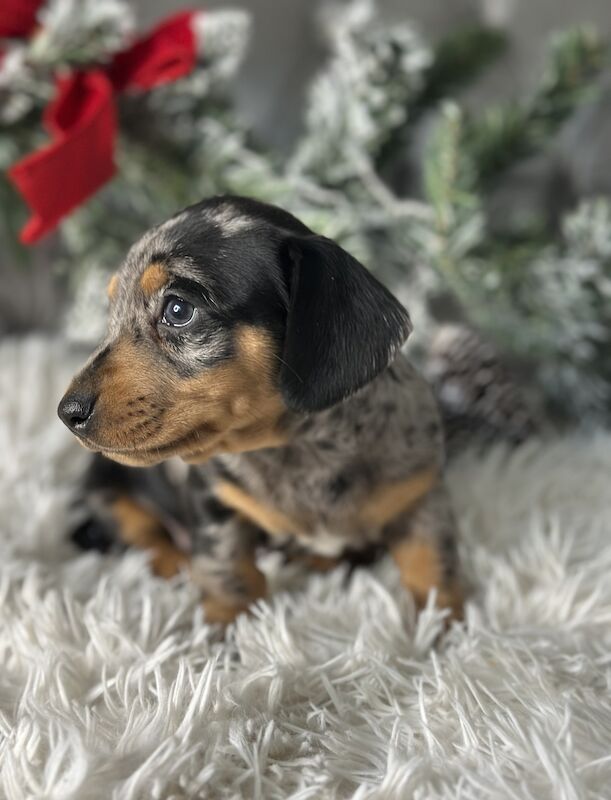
(58, 196, 463, 624)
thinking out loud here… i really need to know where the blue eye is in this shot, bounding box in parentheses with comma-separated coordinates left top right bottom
(161, 296, 195, 327)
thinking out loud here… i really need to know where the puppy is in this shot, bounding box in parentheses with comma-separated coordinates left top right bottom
(58, 196, 463, 624)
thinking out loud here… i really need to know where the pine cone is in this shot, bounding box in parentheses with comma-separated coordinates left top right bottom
(423, 325, 543, 453)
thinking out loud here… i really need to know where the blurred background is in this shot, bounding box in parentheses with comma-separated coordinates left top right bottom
(1, 0, 611, 446)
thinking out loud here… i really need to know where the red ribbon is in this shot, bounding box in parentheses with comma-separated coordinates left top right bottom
(0, 0, 44, 38)
(7, 10, 197, 244)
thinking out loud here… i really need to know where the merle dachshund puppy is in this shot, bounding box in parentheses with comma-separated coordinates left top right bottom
(58, 196, 463, 624)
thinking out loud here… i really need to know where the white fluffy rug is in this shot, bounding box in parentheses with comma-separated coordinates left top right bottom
(1, 337, 611, 800)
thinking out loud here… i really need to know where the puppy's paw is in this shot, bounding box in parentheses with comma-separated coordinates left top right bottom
(202, 596, 251, 626)
(436, 580, 465, 623)
(149, 543, 189, 579)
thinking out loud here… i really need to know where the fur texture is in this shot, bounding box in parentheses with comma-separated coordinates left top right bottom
(2, 336, 611, 798)
(57, 196, 460, 622)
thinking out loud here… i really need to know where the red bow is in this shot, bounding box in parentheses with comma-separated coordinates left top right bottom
(0, 0, 43, 38)
(6, 10, 197, 244)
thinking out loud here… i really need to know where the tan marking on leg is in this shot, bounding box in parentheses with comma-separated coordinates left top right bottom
(203, 597, 250, 625)
(437, 581, 464, 620)
(110, 497, 188, 578)
(358, 468, 438, 529)
(140, 263, 169, 296)
(107, 274, 119, 300)
(201, 556, 267, 625)
(391, 536, 463, 619)
(215, 481, 305, 537)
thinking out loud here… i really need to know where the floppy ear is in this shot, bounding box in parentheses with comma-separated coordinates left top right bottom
(280, 234, 412, 412)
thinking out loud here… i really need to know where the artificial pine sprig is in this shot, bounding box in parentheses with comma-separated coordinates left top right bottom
(3, 0, 611, 426)
(464, 26, 607, 188)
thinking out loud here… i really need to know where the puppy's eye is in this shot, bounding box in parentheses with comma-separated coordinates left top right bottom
(161, 296, 195, 327)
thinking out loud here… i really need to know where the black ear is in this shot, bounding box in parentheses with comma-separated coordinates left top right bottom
(280, 234, 412, 412)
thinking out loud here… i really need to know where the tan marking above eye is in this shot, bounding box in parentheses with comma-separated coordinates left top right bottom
(107, 274, 119, 299)
(140, 263, 169, 296)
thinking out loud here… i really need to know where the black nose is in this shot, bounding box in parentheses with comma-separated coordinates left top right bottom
(58, 393, 96, 431)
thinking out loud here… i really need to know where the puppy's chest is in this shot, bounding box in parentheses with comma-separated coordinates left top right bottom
(214, 447, 362, 555)
(207, 382, 442, 556)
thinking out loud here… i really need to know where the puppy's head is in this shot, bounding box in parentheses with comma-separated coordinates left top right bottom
(58, 196, 411, 466)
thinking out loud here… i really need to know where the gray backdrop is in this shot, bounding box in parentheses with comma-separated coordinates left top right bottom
(133, 0, 611, 149)
(2, 0, 610, 335)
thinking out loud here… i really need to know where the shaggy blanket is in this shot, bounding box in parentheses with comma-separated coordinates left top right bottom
(1, 337, 611, 800)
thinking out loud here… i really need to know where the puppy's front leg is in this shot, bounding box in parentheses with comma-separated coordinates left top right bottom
(110, 496, 189, 578)
(387, 482, 464, 620)
(190, 512, 267, 625)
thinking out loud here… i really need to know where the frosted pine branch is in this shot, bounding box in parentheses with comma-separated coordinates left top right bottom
(290, 0, 431, 184)
(30, 0, 133, 66)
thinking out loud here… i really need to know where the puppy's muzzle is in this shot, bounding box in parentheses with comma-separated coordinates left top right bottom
(58, 391, 96, 433)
